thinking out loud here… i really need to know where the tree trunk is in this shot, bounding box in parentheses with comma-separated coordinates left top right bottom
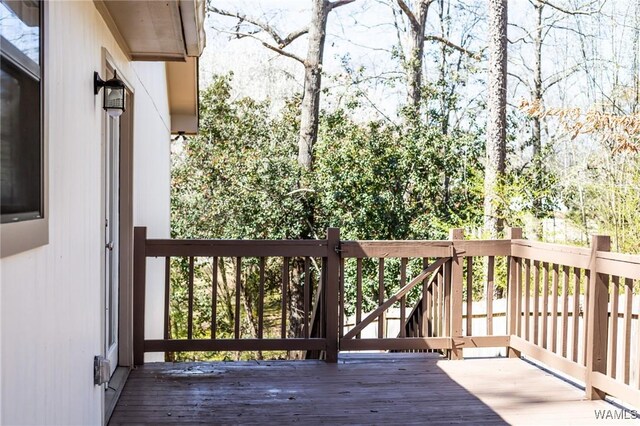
(483, 0, 508, 238)
(532, 1, 544, 238)
(403, 0, 432, 111)
(437, 0, 450, 204)
(298, 0, 330, 170)
(634, 0, 640, 113)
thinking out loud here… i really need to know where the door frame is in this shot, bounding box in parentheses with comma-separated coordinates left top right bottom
(100, 49, 135, 371)
(118, 84, 134, 367)
(104, 87, 120, 374)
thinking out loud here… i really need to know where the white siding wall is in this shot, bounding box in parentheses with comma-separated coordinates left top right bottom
(129, 61, 171, 363)
(0, 1, 170, 424)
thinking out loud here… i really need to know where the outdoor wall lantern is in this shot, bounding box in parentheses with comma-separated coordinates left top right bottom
(94, 71, 125, 117)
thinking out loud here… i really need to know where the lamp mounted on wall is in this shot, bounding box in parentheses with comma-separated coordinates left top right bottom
(94, 70, 125, 117)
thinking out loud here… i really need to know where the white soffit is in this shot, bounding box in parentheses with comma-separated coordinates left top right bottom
(166, 57, 199, 134)
(180, 0, 206, 57)
(95, 0, 206, 61)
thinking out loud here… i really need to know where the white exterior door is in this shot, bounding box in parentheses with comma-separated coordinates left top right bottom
(105, 113, 120, 377)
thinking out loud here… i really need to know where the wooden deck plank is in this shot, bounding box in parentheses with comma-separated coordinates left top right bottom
(110, 354, 630, 425)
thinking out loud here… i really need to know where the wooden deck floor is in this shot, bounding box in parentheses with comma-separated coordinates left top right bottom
(110, 354, 635, 425)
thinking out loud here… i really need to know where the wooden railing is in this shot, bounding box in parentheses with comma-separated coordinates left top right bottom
(133, 227, 340, 365)
(509, 235, 640, 407)
(337, 229, 512, 359)
(133, 226, 640, 407)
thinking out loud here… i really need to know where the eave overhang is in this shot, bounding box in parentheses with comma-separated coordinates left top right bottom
(94, 0, 205, 134)
(166, 57, 199, 135)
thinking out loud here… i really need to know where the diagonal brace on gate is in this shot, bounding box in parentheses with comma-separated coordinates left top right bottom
(342, 257, 450, 340)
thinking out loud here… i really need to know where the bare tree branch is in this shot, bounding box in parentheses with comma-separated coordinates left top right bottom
(328, 0, 357, 11)
(424, 35, 481, 60)
(213, 27, 307, 65)
(281, 27, 310, 48)
(209, 7, 283, 43)
(508, 71, 530, 88)
(537, 0, 601, 16)
(542, 63, 583, 93)
(261, 42, 307, 65)
(209, 6, 308, 48)
(396, 0, 420, 32)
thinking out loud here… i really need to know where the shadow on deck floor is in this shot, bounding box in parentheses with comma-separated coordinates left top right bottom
(109, 353, 631, 425)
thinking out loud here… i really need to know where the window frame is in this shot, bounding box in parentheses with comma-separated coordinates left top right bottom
(0, 0, 47, 258)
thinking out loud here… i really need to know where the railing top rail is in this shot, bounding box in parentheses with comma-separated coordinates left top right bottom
(340, 240, 452, 258)
(511, 239, 592, 256)
(144, 238, 329, 258)
(511, 238, 591, 269)
(596, 250, 640, 264)
(340, 239, 511, 258)
(596, 250, 640, 280)
(135, 227, 640, 277)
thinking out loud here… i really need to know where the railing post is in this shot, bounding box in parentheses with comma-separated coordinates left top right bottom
(449, 228, 464, 360)
(585, 234, 610, 399)
(133, 226, 147, 366)
(507, 227, 522, 358)
(325, 228, 340, 363)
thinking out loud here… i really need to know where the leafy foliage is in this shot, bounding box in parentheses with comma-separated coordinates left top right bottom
(169, 74, 495, 358)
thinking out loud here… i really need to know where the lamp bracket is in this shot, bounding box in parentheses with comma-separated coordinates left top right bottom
(94, 71, 105, 95)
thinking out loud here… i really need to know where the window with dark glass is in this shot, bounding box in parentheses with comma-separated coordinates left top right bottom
(0, 0, 42, 223)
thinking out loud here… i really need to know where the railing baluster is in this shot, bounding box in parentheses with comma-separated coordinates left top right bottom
(356, 258, 362, 339)
(608, 275, 620, 378)
(583, 270, 591, 366)
(551, 263, 559, 353)
(515, 258, 523, 338)
(340, 257, 345, 338)
(188, 256, 194, 340)
(466, 257, 473, 336)
(623, 278, 633, 384)
(561, 265, 570, 357)
(235, 257, 241, 340)
(572, 268, 581, 363)
(258, 257, 265, 339)
(400, 258, 407, 338)
(418, 258, 431, 337)
(211, 257, 218, 339)
(410, 317, 417, 339)
(542, 262, 549, 349)
(437, 266, 443, 337)
(524, 259, 531, 341)
(281, 257, 289, 339)
(426, 284, 433, 338)
(533, 260, 540, 346)
(304, 257, 310, 339)
(502, 256, 515, 338)
(487, 256, 494, 336)
(164, 257, 171, 340)
(424, 258, 431, 338)
(431, 269, 437, 338)
(378, 258, 385, 339)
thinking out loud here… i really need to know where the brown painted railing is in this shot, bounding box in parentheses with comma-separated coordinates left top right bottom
(133, 227, 340, 365)
(338, 229, 512, 358)
(509, 235, 640, 407)
(133, 226, 640, 407)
